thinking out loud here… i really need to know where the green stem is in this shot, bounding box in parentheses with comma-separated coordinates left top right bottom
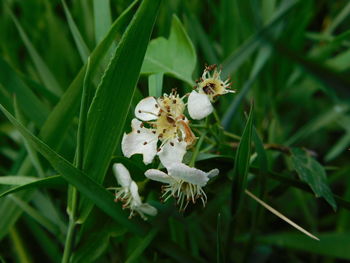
(10, 228, 32, 263)
(62, 58, 91, 263)
(223, 131, 241, 140)
(189, 131, 207, 167)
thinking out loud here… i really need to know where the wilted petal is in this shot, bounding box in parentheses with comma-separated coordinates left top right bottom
(188, 91, 214, 120)
(207, 168, 219, 179)
(121, 118, 158, 165)
(135, 97, 160, 121)
(137, 203, 158, 216)
(145, 169, 172, 184)
(113, 163, 132, 188)
(158, 139, 187, 167)
(167, 163, 210, 187)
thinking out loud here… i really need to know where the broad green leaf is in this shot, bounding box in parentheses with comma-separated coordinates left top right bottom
(148, 73, 163, 97)
(231, 105, 254, 216)
(141, 15, 196, 86)
(290, 147, 336, 210)
(6, 4, 63, 97)
(0, 176, 64, 198)
(79, 0, 161, 222)
(62, 0, 90, 63)
(257, 232, 350, 260)
(0, 104, 148, 235)
(0, 57, 49, 127)
(93, 0, 112, 44)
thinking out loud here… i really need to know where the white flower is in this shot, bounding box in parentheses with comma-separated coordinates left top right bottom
(112, 163, 157, 220)
(145, 163, 219, 211)
(122, 90, 196, 166)
(188, 64, 235, 120)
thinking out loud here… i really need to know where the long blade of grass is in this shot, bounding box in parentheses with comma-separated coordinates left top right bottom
(0, 57, 49, 127)
(0, 104, 148, 235)
(93, 0, 112, 44)
(62, 0, 90, 63)
(0, 176, 64, 199)
(231, 104, 254, 216)
(78, 0, 161, 222)
(5, 3, 63, 97)
(0, 1, 138, 240)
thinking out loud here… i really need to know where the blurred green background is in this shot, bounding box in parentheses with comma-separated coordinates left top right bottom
(1, 0, 350, 262)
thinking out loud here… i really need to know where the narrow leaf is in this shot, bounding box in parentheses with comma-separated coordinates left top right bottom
(0, 104, 148, 235)
(231, 104, 254, 216)
(79, 0, 161, 222)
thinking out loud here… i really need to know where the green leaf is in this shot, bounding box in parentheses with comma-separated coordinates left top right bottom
(290, 147, 337, 210)
(62, 0, 90, 63)
(216, 213, 223, 263)
(0, 176, 65, 199)
(93, 0, 112, 44)
(125, 227, 160, 263)
(231, 104, 254, 216)
(148, 73, 163, 97)
(79, 0, 161, 222)
(141, 15, 196, 86)
(0, 104, 148, 235)
(0, 1, 138, 240)
(5, 4, 63, 97)
(221, 0, 298, 78)
(257, 232, 350, 260)
(0, 176, 38, 185)
(0, 57, 49, 127)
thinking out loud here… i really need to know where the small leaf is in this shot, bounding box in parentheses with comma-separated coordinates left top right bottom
(290, 147, 337, 210)
(141, 15, 196, 86)
(231, 104, 254, 216)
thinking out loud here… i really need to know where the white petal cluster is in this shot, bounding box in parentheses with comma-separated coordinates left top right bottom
(188, 64, 235, 120)
(122, 90, 195, 166)
(117, 65, 234, 214)
(145, 163, 219, 211)
(112, 163, 157, 220)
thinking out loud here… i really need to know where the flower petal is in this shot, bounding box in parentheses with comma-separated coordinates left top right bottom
(112, 163, 132, 188)
(167, 163, 209, 187)
(137, 203, 158, 216)
(129, 181, 142, 205)
(158, 139, 187, 167)
(207, 168, 219, 179)
(121, 119, 158, 165)
(145, 169, 172, 184)
(135, 96, 160, 121)
(188, 91, 213, 120)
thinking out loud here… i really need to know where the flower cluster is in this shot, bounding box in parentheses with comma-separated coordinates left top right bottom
(112, 65, 234, 219)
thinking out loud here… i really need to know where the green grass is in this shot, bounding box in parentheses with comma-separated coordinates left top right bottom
(1, 0, 350, 262)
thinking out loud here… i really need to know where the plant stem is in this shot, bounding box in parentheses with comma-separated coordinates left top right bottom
(189, 130, 207, 167)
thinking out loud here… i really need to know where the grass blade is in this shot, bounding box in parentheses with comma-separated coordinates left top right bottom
(62, 0, 90, 63)
(231, 104, 254, 216)
(79, 0, 161, 222)
(93, 0, 112, 44)
(5, 4, 63, 97)
(0, 103, 148, 235)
